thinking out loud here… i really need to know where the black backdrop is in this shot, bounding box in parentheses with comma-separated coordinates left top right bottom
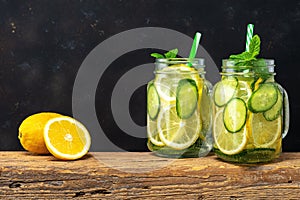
(0, 0, 299, 151)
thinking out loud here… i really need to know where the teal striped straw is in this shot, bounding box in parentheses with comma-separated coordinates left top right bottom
(245, 24, 254, 51)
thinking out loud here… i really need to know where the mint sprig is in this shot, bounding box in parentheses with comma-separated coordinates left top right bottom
(150, 53, 164, 59)
(229, 34, 260, 63)
(229, 34, 269, 78)
(151, 48, 178, 59)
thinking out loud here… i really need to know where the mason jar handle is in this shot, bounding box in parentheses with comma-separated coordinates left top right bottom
(204, 79, 213, 96)
(204, 79, 213, 126)
(282, 87, 290, 138)
(204, 79, 213, 103)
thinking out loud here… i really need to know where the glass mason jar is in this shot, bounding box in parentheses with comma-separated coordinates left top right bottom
(147, 58, 213, 158)
(212, 59, 289, 163)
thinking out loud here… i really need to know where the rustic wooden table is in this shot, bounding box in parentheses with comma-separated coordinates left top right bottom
(0, 152, 299, 199)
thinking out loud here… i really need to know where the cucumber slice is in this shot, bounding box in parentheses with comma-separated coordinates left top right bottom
(176, 78, 198, 119)
(223, 98, 247, 133)
(263, 87, 283, 121)
(248, 83, 278, 113)
(147, 83, 160, 120)
(214, 77, 238, 107)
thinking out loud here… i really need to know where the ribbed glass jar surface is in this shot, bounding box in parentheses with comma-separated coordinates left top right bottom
(147, 58, 213, 158)
(212, 59, 289, 163)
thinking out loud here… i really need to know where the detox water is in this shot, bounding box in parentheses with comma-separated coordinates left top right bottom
(147, 58, 213, 158)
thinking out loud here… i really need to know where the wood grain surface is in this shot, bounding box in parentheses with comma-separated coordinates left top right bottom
(0, 152, 299, 199)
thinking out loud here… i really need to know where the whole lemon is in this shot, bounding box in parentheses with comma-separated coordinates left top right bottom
(18, 112, 62, 154)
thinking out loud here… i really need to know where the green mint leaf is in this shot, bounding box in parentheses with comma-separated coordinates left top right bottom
(249, 35, 260, 57)
(227, 34, 266, 78)
(252, 58, 266, 68)
(251, 58, 270, 79)
(229, 51, 252, 60)
(164, 48, 178, 58)
(229, 35, 261, 64)
(151, 48, 179, 59)
(150, 53, 164, 58)
(235, 60, 252, 67)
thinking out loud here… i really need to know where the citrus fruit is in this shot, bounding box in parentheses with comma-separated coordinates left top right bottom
(253, 77, 264, 90)
(154, 64, 201, 103)
(154, 70, 177, 102)
(251, 113, 282, 148)
(18, 112, 62, 154)
(157, 104, 201, 150)
(147, 116, 165, 147)
(235, 80, 252, 103)
(44, 116, 91, 160)
(213, 77, 238, 107)
(213, 110, 248, 155)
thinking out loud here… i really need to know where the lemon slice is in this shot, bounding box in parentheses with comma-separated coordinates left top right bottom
(213, 110, 248, 155)
(157, 104, 200, 150)
(147, 116, 165, 146)
(154, 64, 201, 103)
(154, 76, 177, 102)
(44, 116, 91, 160)
(235, 80, 252, 103)
(251, 113, 282, 148)
(213, 77, 238, 107)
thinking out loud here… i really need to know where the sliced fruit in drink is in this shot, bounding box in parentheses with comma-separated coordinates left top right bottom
(176, 78, 198, 119)
(251, 77, 264, 91)
(263, 86, 283, 121)
(157, 105, 201, 150)
(154, 64, 201, 103)
(147, 83, 160, 120)
(147, 116, 165, 146)
(214, 77, 238, 107)
(44, 116, 91, 160)
(154, 68, 177, 103)
(248, 83, 278, 113)
(251, 113, 282, 148)
(154, 64, 186, 102)
(154, 76, 177, 102)
(213, 110, 248, 155)
(223, 98, 247, 133)
(235, 80, 252, 103)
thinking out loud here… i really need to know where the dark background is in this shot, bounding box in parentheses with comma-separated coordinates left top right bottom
(0, 0, 299, 151)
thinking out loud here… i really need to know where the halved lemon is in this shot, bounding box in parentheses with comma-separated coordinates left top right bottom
(251, 113, 282, 148)
(147, 116, 165, 146)
(213, 110, 248, 155)
(157, 104, 201, 150)
(44, 116, 91, 160)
